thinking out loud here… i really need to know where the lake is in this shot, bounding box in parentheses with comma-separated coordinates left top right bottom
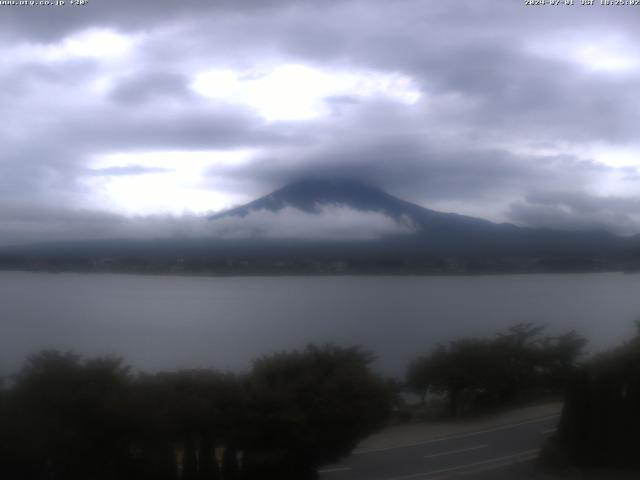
(1, 271, 639, 378)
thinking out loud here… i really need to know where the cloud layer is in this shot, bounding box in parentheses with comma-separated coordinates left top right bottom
(208, 205, 417, 240)
(0, 204, 414, 246)
(2, 0, 640, 241)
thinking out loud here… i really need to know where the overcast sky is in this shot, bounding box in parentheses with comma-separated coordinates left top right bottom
(2, 0, 640, 244)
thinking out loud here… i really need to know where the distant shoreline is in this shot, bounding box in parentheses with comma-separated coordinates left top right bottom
(0, 266, 634, 279)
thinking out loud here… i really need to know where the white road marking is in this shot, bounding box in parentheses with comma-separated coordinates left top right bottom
(457, 449, 541, 477)
(318, 466, 352, 474)
(423, 444, 488, 459)
(382, 449, 540, 480)
(354, 414, 560, 455)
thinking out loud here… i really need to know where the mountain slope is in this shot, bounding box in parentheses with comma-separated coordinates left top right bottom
(211, 178, 630, 256)
(213, 178, 490, 226)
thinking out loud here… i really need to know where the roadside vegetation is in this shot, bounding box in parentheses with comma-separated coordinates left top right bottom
(405, 324, 587, 419)
(0, 345, 392, 480)
(543, 324, 640, 471)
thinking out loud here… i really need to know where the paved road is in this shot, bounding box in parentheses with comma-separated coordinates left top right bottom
(318, 414, 559, 480)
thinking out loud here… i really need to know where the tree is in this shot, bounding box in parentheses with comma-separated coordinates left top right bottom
(406, 356, 433, 404)
(242, 345, 392, 479)
(407, 324, 587, 417)
(8, 351, 133, 480)
(131, 369, 241, 480)
(549, 327, 640, 469)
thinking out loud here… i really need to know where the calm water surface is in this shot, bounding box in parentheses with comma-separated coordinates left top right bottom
(2, 271, 640, 377)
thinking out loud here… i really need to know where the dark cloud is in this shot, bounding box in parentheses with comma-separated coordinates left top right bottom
(69, 107, 276, 151)
(0, 0, 342, 41)
(508, 191, 640, 235)
(0, 205, 210, 246)
(108, 72, 194, 105)
(0, 59, 97, 97)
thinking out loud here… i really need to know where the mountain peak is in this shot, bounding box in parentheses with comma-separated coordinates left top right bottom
(213, 177, 406, 218)
(274, 177, 387, 207)
(282, 177, 379, 191)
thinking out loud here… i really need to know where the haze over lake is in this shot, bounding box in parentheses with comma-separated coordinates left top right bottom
(2, 271, 639, 378)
